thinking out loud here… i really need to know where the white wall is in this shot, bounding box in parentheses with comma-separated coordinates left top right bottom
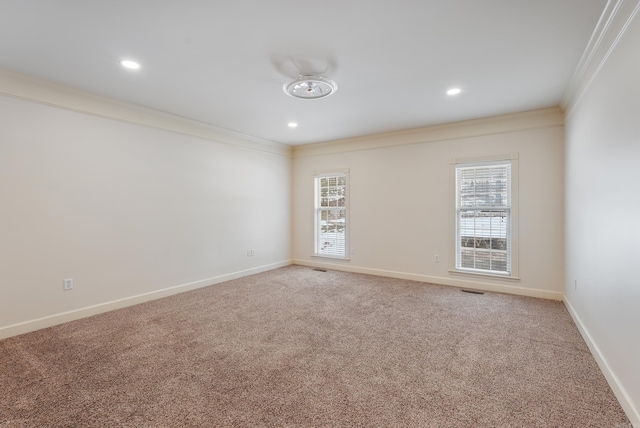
(0, 93, 292, 336)
(292, 110, 565, 299)
(563, 1, 640, 422)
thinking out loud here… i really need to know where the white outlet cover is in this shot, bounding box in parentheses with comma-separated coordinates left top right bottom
(63, 278, 73, 290)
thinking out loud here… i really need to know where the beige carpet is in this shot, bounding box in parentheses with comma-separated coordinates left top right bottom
(0, 266, 629, 427)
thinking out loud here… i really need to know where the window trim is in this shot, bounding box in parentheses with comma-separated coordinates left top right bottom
(449, 154, 519, 279)
(312, 169, 350, 260)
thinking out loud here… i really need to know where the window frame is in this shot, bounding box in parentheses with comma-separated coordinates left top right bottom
(449, 154, 519, 280)
(313, 169, 350, 260)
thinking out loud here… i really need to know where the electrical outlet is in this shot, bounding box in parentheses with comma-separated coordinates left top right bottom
(350, 248, 355, 255)
(250, 249, 255, 256)
(434, 254, 440, 263)
(63, 278, 73, 291)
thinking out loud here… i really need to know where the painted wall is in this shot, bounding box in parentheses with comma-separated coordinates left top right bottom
(0, 94, 292, 334)
(564, 2, 640, 422)
(292, 116, 565, 299)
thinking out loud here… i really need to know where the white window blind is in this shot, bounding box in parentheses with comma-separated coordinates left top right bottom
(314, 174, 347, 258)
(455, 161, 511, 274)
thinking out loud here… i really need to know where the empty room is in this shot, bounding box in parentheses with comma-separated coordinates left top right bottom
(1, 0, 638, 426)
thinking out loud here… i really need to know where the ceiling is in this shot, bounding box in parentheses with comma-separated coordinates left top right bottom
(0, 1, 606, 146)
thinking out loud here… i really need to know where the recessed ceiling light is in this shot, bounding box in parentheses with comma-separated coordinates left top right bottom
(120, 60, 140, 70)
(288, 122, 298, 128)
(447, 88, 462, 95)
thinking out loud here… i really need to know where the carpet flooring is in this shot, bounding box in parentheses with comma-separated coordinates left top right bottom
(0, 266, 630, 427)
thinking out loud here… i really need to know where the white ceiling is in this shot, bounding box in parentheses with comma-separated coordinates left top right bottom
(0, 1, 606, 146)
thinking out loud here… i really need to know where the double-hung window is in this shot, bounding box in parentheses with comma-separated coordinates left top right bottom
(454, 157, 517, 276)
(314, 171, 348, 258)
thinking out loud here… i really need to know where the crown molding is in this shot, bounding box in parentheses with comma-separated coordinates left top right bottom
(0, 67, 292, 158)
(292, 107, 564, 159)
(562, 0, 640, 116)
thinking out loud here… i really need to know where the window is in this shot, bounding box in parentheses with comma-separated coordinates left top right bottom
(454, 158, 517, 276)
(314, 171, 348, 258)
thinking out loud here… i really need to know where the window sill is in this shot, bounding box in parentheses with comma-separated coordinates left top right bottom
(311, 254, 351, 262)
(449, 269, 520, 282)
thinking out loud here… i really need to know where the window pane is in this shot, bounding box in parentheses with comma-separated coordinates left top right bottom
(474, 250, 491, 270)
(491, 251, 507, 271)
(460, 248, 475, 269)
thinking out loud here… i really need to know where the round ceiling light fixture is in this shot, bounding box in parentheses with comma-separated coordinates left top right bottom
(283, 75, 337, 100)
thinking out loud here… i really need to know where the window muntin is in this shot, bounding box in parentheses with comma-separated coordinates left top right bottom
(314, 173, 347, 258)
(455, 161, 511, 274)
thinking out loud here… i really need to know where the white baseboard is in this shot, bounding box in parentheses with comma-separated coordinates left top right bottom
(293, 259, 563, 300)
(0, 260, 293, 340)
(564, 297, 640, 425)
